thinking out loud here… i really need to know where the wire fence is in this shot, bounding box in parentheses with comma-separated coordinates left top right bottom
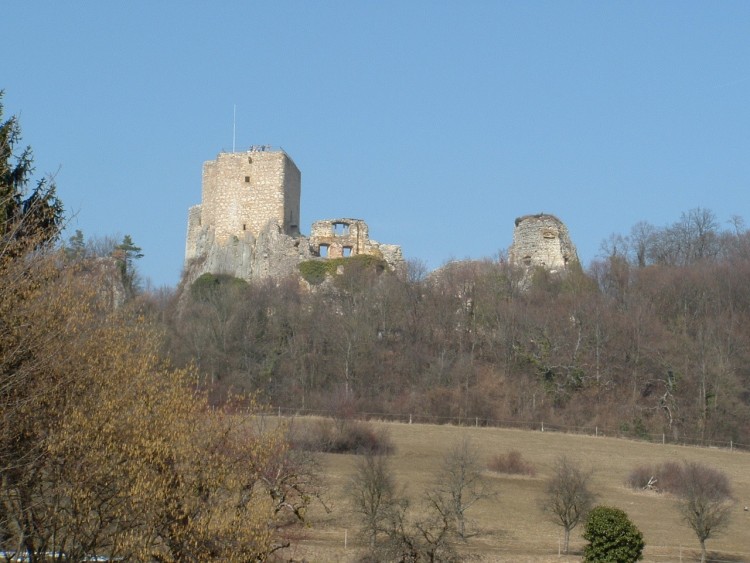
(263, 405, 749, 453)
(297, 529, 749, 562)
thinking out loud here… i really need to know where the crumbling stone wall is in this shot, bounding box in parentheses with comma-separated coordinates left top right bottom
(185, 205, 202, 263)
(508, 213, 579, 273)
(310, 218, 368, 258)
(308, 218, 402, 264)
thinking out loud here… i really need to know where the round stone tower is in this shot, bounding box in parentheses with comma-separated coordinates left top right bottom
(508, 213, 579, 274)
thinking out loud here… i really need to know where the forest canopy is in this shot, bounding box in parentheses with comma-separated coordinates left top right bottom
(167, 206, 750, 447)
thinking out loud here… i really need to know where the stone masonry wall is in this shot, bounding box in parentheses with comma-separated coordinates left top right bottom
(309, 218, 404, 268)
(185, 204, 202, 263)
(309, 218, 370, 258)
(197, 149, 300, 246)
(508, 213, 579, 273)
(282, 155, 301, 235)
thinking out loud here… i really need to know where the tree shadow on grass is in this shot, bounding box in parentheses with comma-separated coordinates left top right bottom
(706, 551, 746, 563)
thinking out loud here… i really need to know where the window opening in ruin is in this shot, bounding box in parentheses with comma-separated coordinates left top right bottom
(319, 244, 329, 258)
(523, 256, 532, 266)
(333, 222, 350, 236)
(243, 224, 246, 231)
(343, 246, 352, 257)
(244, 176, 250, 183)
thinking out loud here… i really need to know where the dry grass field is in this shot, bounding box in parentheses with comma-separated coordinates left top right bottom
(279, 417, 750, 563)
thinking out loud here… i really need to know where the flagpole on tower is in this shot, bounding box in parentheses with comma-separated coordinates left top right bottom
(232, 104, 236, 153)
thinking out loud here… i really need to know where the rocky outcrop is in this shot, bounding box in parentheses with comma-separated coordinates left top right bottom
(184, 217, 403, 287)
(184, 222, 314, 286)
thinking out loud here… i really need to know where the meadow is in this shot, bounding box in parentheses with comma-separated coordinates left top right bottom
(282, 418, 750, 562)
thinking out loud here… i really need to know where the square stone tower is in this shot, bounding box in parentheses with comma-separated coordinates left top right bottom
(186, 148, 301, 263)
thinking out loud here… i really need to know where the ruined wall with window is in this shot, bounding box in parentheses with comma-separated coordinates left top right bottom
(508, 213, 579, 274)
(309, 218, 403, 268)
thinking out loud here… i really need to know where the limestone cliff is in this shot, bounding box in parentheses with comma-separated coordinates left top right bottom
(184, 222, 314, 286)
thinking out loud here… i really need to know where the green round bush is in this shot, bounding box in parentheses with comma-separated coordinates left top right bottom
(298, 260, 331, 284)
(190, 272, 248, 300)
(583, 506, 644, 562)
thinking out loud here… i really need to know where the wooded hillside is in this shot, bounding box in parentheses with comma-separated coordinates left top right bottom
(166, 210, 750, 447)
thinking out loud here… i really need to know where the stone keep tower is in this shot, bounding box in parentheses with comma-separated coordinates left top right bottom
(185, 148, 301, 263)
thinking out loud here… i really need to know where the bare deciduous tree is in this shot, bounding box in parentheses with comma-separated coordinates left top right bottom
(383, 495, 460, 563)
(541, 456, 596, 554)
(677, 461, 734, 563)
(349, 449, 462, 562)
(433, 436, 492, 540)
(349, 451, 398, 551)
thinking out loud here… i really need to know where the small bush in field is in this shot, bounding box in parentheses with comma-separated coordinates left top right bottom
(291, 419, 393, 455)
(625, 460, 693, 495)
(626, 464, 654, 490)
(329, 421, 394, 454)
(487, 450, 536, 476)
(289, 419, 334, 452)
(657, 461, 684, 494)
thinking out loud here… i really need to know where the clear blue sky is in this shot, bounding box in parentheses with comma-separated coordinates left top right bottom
(4, 1, 749, 288)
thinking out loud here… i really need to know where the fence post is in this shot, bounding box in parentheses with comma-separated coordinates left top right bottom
(409, 414, 412, 425)
(278, 406, 281, 417)
(541, 421, 544, 432)
(730, 440, 733, 452)
(595, 426, 598, 437)
(475, 417, 478, 427)
(662, 433, 665, 444)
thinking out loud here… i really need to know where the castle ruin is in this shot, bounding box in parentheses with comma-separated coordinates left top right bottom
(508, 213, 579, 274)
(309, 218, 402, 267)
(185, 148, 580, 286)
(185, 147, 403, 282)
